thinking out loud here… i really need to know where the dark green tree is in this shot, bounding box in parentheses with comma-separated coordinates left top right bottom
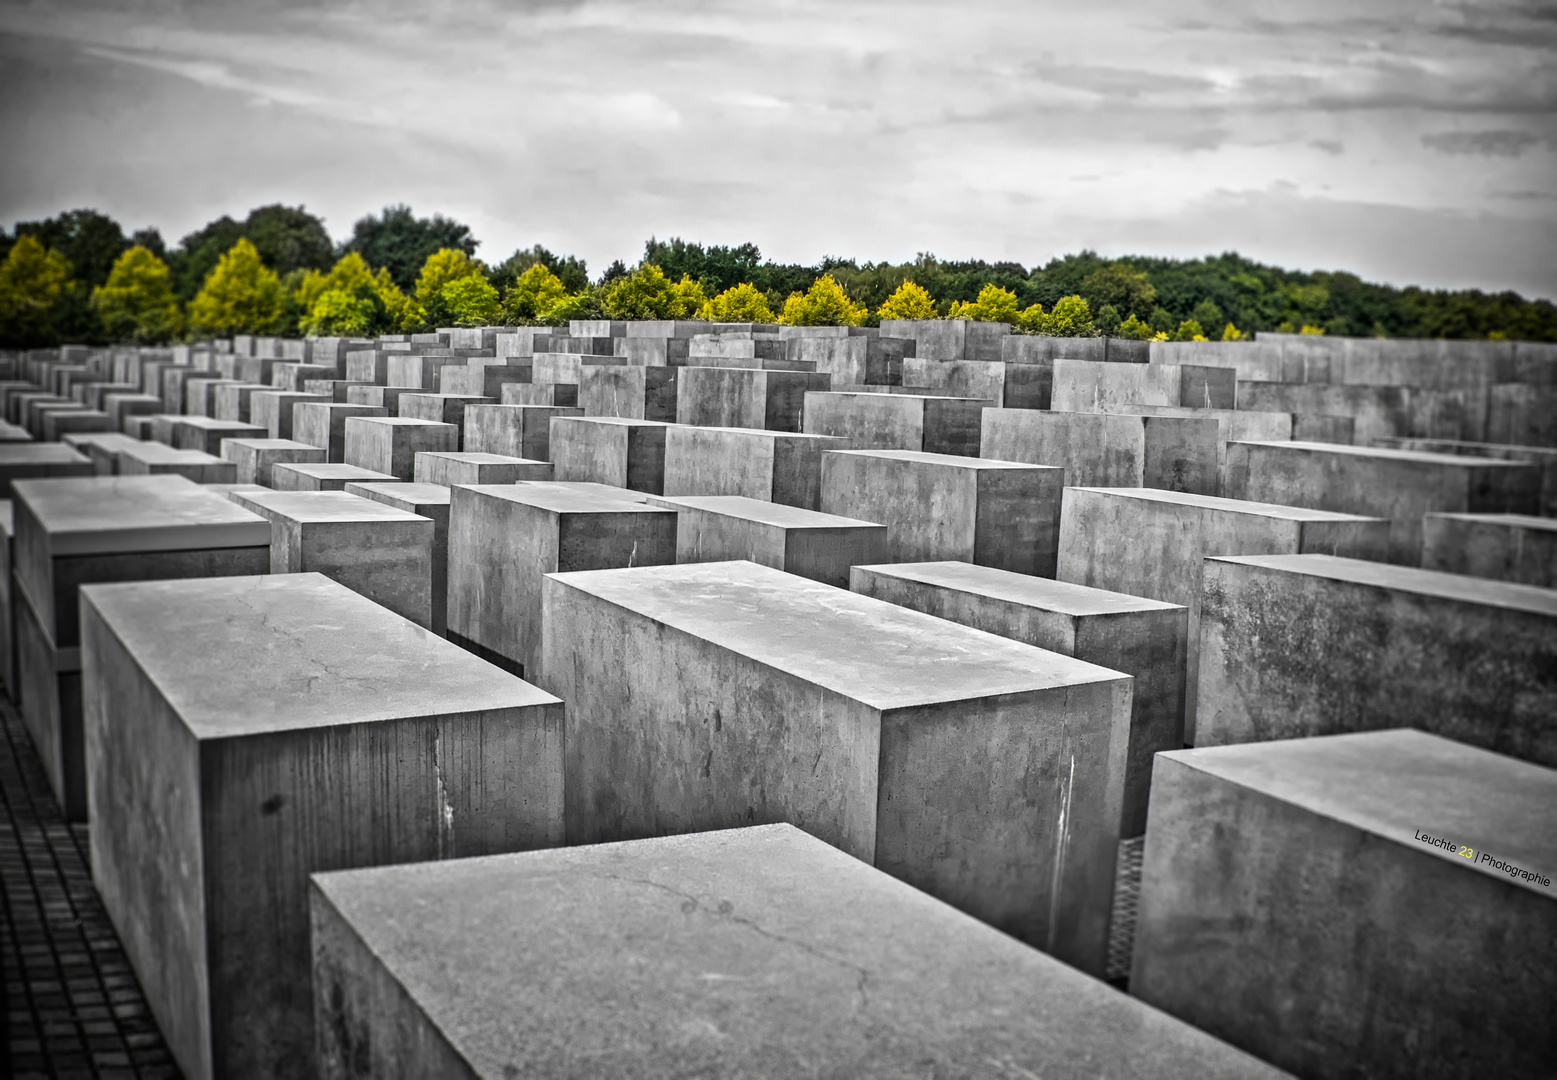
(242, 204, 334, 276)
(345, 205, 479, 291)
(492, 245, 588, 293)
(169, 215, 245, 303)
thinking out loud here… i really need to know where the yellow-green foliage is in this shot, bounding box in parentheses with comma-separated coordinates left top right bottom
(297, 253, 419, 335)
(414, 248, 481, 308)
(877, 281, 938, 321)
(187, 238, 285, 336)
(948, 283, 1020, 324)
(1299, 324, 1326, 335)
(0, 235, 75, 344)
(504, 264, 569, 322)
(91, 245, 181, 343)
(1114, 313, 1155, 341)
(1172, 319, 1207, 342)
(700, 282, 776, 323)
(602, 264, 688, 320)
(779, 275, 866, 326)
(1021, 295, 1094, 336)
(442, 274, 502, 327)
(669, 274, 707, 319)
(1221, 322, 1245, 341)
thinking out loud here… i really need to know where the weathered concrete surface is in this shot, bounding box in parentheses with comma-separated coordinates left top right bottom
(1058, 487, 1392, 742)
(291, 402, 388, 463)
(231, 489, 434, 627)
(499, 381, 579, 408)
(80, 572, 562, 1080)
(270, 462, 401, 492)
(386, 353, 464, 390)
(1239, 381, 1482, 444)
(115, 444, 236, 484)
(11, 475, 269, 818)
(902, 358, 1053, 409)
(1420, 512, 1557, 586)
(1373, 436, 1557, 517)
(309, 824, 1284, 1080)
(1051, 357, 1237, 412)
(344, 384, 425, 414)
(209, 383, 271, 424)
(1224, 440, 1540, 564)
(343, 482, 452, 636)
(662, 425, 850, 510)
(446, 482, 677, 680)
(301, 379, 373, 402)
(436, 362, 532, 399)
(982, 408, 1221, 495)
(544, 560, 1133, 975)
(396, 393, 494, 450)
(821, 449, 1063, 575)
(249, 390, 330, 441)
(1488, 383, 1557, 447)
(343, 416, 459, 480)
(0, 500, 12, 696)
(880, 318, 1010, 361)
(412, 451, 552, 486)
(168, 416, 267, 457)
(851, 560, 1186, 838)
(42, 409, 115, 441)
(66, 432, 142, 476)
(676, 367, 830, 432)
(613, 336, 690, 366)
(803, 391, 989, 456)
(579, 363, 678, 422)
(549, 416, 671, 494)
(1132, 730, 1555, 1080)
(461, 403, 581, 462)
(103, 392, 163, 432)
(788, 334, 911, 386)
(1197, 553, 1557, 766)
(219, 437, 327, 487)
(649, 494, 886, 587)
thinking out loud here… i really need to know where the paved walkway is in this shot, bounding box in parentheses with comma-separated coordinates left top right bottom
(0, 700, 180, 1079)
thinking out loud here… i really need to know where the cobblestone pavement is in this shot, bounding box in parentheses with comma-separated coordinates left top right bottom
(1, 700, 181, 1079)
(1106, 834, 1145, 986)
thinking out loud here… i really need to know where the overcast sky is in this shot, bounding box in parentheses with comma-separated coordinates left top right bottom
(1, 0, 1554, 296)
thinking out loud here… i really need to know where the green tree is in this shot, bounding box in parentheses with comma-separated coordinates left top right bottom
(1079, 262, 1157, 320)
(1115, 313, 1155, 340)
(1191, 299, 1225, 331)
(300, 289, 380, 337)
(91, 245, 181, 343)
(13, 209, 126, 289)
(778, 274, 866, 326)
(0, 235, 76, 346)
(169, 215, 245, 303)
(1148, 307, 1177, 335)
(603, 264, 684, 320)
(503, 264, 570, 322)
(1023, 295, 1095, 336)
(1221, 322, 1245, 342)
(949, 283, 1021, 323)
(1094, 304, 1122, 337)
(492, 245, 589, 293)
(347, 205, 479, 291)
(187, 238, 285, 336)
(700, 282, 776, 323)
(878, 281, 938, 321)
(242, 204, 334, 276)
(538, 287, 605, 326)
(414, 248, 481, 308)
(1172, 318, 1207, 342)
(441, 274, 502, 327)
(670, 274, 708, 319)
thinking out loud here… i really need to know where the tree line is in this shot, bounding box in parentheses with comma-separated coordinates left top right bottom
(1, 204, 1553, 348)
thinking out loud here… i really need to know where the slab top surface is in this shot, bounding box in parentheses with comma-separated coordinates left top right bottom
(556, 416, 671, 429)
(550, 560, 1127, 710)
(1232, 440, 1537, 469)
(650, 494, 884, 530)
(310, 824, 1280, 1079)
(1069, 485, 1388, 522)
(1163, 730, 1555, 898)
(232, 488, 430, 524)
(810, 391, 992, 404)
(828, 448, 1055, 472)
(119, 443, 218, 465)
(1426, 512, 1557, 532)
(343, 481, 452, 509)
(468, 481, 667, 515)
(346, 415, 453, 428)
(416, 451, 546, 466)
(81, 573, 556, 738)
(276, 462, 400, 481)
(62, 433, 141, 451)
(223, 437, 318, 450)
(0, 444, 92, 464)
(676, 425, 849, 443)
(172, 416, 264, 431)
(13, 475, 269, 554)
(1208, 552, 1557, 615)
(855, 560, 1186, 617)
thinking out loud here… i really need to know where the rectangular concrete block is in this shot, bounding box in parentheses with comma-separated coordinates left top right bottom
(231, 489, 434, 626)
(851, 560, 1187, 838)
(498, 380, 579, 408)
(579, 363, 678, 422)
(661, 425, 850, 510)
(292, 402, 389, 462)
(650, 494, 886, 587)
(169, 416, 268, 456)
(343, 416, 459, 481)
(461, 403, 581, 462)
(397, 393, 494, 449)
(0, 500, 11, 696)
(219, 437, 327, 487)
(543, 560, 1133, 974)
(12, 476, 268, 817)
(41, 408, 114, 442)
(81, 572, 563, 1080)
(549, 416, 670, 494)
(114, 443, 236, 484)
(1197, 553, 1557, 767)
(982, 408, 1222, 495)
(1057, 487, 1393, 743)
(386, 353, 463, 390)
(67, 432, 141, 476)
(1420, 512, 1557, 586)
(446, 482, 677, 679)
(1051, 357, 1236, 412)
(1239, 381, 1478, 444)
(301, 379, 372, 402)
(209, 383, 270, 424)
(1131, 730, 1555, 1080)
(436, 362, 532, 399)
(342, 482, 451, 636)
(1224, 440, 1541, 564)
(270, 462, 401, 492)
(412, 451, 552, 486)
(1488, 383, 1557, 447)
(802, 391, 988, 456)
(250, 390, 331, 441)
(344, 384, 424, 414)
(308, 823, 1282, 1079)
(676, 367, 830, 432)
(820, 448, 1063, 575)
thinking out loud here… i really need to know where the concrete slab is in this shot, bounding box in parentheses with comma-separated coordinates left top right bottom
(219, 437, 327, 487)
(851, 560, 1187, 838)
(249, 391, 331, 441)
(820, 448, 1063, 575)
(1225, 440, 1540, 564)
(676, 367, 830, 432)
(544, 560, 1133, 973)
(310, 823, 1282, 1079)
(271, 362, 339, 392)
(436, 361, 532, 399)
(65, 432, 142, 476)
(1057, 487, 1393, 743)
(661, 425, 850, 510)
(1239, 381, 1481, 444)
(648, 494, 886, 587)
(0, 443, 97, 498)
(1372, 436, 1557, 517)
(412, 451, 552, 486)
(270, 462, 402, 492)
(80, 572, 563, 1080)
(1051, 357, 1237, 412)
(209, 383, 271, 424)
(343, 416, 459, 481)
(396, 393, 493, 449)
(11, 475, 269, 817)
(291, 403, 388, 463)
(302, 379, 373, 402)
(579, 363, 678, 422)
(41, 408, 115, 442)
(791, 333, 912, 386)
(344, 384, 425, 414)
(230, 490, 434, 626)
(803, 391, 988, 456)
(0, 500, 13, 696)
(982, 409, 1222, 496)
(168, 416, 267, 456)
(1132, 730, 1555, 1080)
(343, 482, 451, 636)
(446, 482, 677, 679)
(117, 443, 235, 484)
(0, 418, 33, 442)
(499, 380, 579, 408)
(1420, 512, 1557, 586)
(1197, 552, 1557, 766)
(549, 416, 671, 494)
(386, 353, 464, 390)
(462, 403, 581, 462)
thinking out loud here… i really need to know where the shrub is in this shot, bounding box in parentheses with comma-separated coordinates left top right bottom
(700, 282, 776, 323)
(602, 264, 682, 320)
(1221, 322, 1245, 341)
(1114, 313, 1154, 340)
(778, 274, 866, 326)
(187, 238, 285, 336)
(1022, 294, 1095, 336)
(877, 281, 938, 321)
(948, 283, 1021, 323)
(503, 264, 569, 322)
(91, 245, 181, 343)
(1171, 318, 1207, 342)
(670, 274, 708, 319)
(441, 274, 502, 327)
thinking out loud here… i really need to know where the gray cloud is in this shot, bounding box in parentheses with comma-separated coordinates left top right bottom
(1422, 130, 1541, 157)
